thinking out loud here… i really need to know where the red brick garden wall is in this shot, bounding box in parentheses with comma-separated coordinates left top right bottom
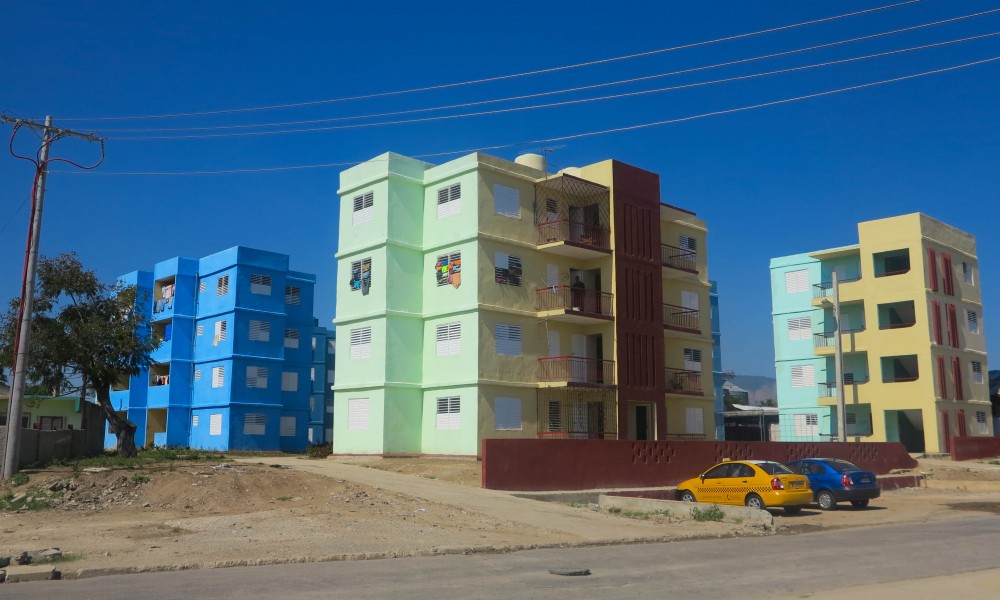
(482, 439, 918, 491)
(951, 436, 1000, 461)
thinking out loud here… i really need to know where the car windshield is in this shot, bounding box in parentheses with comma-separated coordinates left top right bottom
(755, 462, 794, 475)
(824, 459, 862, 473)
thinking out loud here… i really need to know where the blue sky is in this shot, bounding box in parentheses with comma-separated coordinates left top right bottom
(1, 1, 998, 377)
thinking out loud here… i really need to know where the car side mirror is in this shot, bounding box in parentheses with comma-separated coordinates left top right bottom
(700, 474, 706, 482)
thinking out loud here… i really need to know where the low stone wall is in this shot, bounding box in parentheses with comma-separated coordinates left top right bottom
(951, 436, 1000, 461)
(482, 439, 919, 491)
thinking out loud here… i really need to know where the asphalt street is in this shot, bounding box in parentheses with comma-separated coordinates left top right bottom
(6, 515, 1000, 599)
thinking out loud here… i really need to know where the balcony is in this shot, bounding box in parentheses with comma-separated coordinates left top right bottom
(812, 277, 861, 299)
(661, 244, 698, 274)
(663, 303, 700, 334)
(818, 377, 870, 397)
(535, 174, 611, 260)
(536, 220, 611, 258)
(665, 367, 703, 395)
(538, 356, 615, 387)
(873, 249, 911, 278)
(813, 326, 866, 354)
(536, 286, 613, 323)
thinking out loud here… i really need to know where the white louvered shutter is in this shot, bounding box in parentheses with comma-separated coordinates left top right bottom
(280, 416, 296, 437)
(350, 327, 372, 360)
(435, 322, 461, 356)
(209, 413, 223, 435)
(494, 397, 522, 431)
(348, 398, 369, 430)
(353, 191, 374, 225)
(436, 397, 461, 430)
(787, 317, 812, 341)
(790, 365, 815, 388)
(784, 270, 809, 294)
(249, 319, 271, 342)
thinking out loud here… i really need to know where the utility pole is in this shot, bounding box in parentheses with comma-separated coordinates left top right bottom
(1, 114, 104, 481)
(832, 272, 847, 443)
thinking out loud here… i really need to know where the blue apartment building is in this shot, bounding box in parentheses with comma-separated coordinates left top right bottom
(709, 281, 725, 439)
(108, 246, 333, 452)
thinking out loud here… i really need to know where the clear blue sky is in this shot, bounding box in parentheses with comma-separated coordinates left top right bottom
(2, 1, 998, 377)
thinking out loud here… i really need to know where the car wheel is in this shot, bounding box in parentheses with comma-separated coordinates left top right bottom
(850, 499, 869, 508)
(679, 490, 696, 503)
(816, 490, 837, 511)
(745, 493, 765, 510)
(784, 506, 802, 515)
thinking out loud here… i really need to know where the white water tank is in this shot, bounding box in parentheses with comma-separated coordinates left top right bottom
(514, 153, 546, 173)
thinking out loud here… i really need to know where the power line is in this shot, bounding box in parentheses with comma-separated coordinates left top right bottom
(52, 0, 923, 122)
(93, 7, 1000, 135)
(103, 32, 1000, 141)
(51, 53, 1000, 177)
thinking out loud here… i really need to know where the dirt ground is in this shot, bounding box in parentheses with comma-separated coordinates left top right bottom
(2, 456, 1000, 577)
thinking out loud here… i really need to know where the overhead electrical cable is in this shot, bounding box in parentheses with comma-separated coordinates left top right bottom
(94, 7, 1000, 134)
(103, 32, 1000, 141)
(52, 0, 923, 122)
(51, 54, 1000, 176)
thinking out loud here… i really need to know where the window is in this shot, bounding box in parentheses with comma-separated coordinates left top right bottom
(967, 310, 979, 334)
(793, 413, 819, 436)
(352, 190, 374, 225)
(436, 397, 461, 430)
(246, 366, 269, 389)
(972, 361, 983, 384)
(435, 252, 461, 287)
(282, 371, 298, 392)
(937, 355, 948, 399)
(243, 413, 266, 436)
(947, 304, 960, 347)
(250, 274, 272, 295)
(953, 356, 964, 401)
(437, 183, 461, 219)
(494, 253, 522, 286)
(209, 413, 222, 435)
(249, 319, 271, 342)
(548, 402, 562, 430)
(931, 301, 943, 344)
(681, 290, 699, 311)
(494, 324, 522, 356)
(435, 322, 461, 356)
(963, 262, 974, 285)
(284, 328, 300, 348)
(679, 235, 697, 252)
(845, 412, 857, 425)
(683, 348, 702, 371)
(214, 319, 228, 344)
(349, 258, 372, 294)
(493, 184, 520, 218)
(192, 415, 199, 427)
(787, 316, 812, 341)
(545, 264, 559, 287)
(217, 275, 229, 296)
(280, 416, 296, 437)
(348, 398, 369, 430)
(194, 369, 201, 381)
(784, 270, 809, 294)
(942, 254, 955, 295)
(310, 367, 315, 382)
(350, 327, 372, 359)
(790, 365, 815, 388)
(197, 324, 204, 336)
(927, 248, 939, 291)
(285, 285, 302, 305)
(199, 281, 207, 293)
(212, 366, 225, 388)
(494, 397, 522, 431)
(685, 407, 705, 435)
(976, 411, 988, 435)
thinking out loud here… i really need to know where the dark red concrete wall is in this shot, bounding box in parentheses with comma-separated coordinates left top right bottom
(482, 439, 918, 491)
(609, 161, 666, 438)
(951, 436, 1000, 461)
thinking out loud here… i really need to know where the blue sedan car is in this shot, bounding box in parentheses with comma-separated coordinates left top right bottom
(786, 458, 880, 510)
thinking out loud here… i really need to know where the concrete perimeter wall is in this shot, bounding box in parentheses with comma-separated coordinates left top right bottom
(952, 436, 1000, 461)
(482, 439, 918, 491)
(0, 403, 105, 467)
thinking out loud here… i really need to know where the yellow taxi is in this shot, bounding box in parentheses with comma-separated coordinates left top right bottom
(676, 459, 813, 514)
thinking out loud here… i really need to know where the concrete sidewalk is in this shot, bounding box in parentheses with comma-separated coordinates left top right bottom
(234, 457, 695, 543)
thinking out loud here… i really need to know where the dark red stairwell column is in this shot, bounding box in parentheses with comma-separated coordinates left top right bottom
(608, 161, 666, 439)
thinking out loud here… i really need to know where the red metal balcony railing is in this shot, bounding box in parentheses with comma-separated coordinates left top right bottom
(665, 367, 702, 394)
(536, 220, 610, 251)
(661, 244, 697, 272)
(812, 276, 862, 299)
(663, 303, 700, 332)
(536, 286, 614, 316)
(538, 356, 614, 385)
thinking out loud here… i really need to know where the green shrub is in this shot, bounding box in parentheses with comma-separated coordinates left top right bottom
(10, 472, 30, 487)
(691, 504, 725, 522)
(131, 473, 151, 484)
(306, 444, 332, 459)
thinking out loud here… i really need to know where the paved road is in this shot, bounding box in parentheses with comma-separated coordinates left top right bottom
(8, 516, 1000, 599)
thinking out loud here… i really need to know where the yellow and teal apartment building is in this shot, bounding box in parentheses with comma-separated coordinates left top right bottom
(332, 151, 716, 457)
(770, 214, 991, 453)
